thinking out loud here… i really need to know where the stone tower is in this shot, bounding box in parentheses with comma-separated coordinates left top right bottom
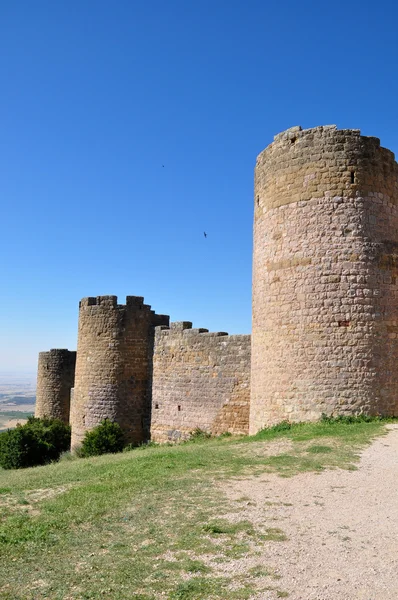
(70, 295, 169, 449)
(250, 125, 398, 433)
(35, 349, 76, 423)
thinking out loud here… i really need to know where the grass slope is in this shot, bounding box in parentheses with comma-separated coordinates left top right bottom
(0, 418, 390, 600)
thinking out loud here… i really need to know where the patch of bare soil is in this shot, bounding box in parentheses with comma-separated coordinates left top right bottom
(1, 418, 28, 429)
(0, 485, 72, 515)
(220, 425, 398, 599)
(240, 438, 294, 458)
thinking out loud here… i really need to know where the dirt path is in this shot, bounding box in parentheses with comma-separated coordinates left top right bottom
(222, 425, 398, 600)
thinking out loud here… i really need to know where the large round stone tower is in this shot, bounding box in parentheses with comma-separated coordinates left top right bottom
(71, 295, 169, 449)
(250, 125, 398, 433)
(35, 349, 76, 423)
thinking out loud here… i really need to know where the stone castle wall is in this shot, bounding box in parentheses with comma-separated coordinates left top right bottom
(35, 349, 76, 423)
(70, 296, 169, 449)
(250, 125, 398, 433)
(150, 322, 251, 441)
(35, 125, 398, 445)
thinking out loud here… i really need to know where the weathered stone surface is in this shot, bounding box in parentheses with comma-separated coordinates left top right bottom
(70, 296, 169, 449)
(250, 125, 398, 433)
(151, 323, 251, 441)
(35, 349, 76, 423)
(35, 125, 398, 444)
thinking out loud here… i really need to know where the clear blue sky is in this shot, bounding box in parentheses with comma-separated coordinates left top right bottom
(1, 0, 397, 372)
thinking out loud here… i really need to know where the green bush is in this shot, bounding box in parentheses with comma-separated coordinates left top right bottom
(78, 419, 125, 457)
(320, 413, 381, 424)
(0, 417, 71, 469)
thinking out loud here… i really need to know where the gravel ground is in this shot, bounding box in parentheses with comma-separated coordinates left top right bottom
(222, 425, 398, 600)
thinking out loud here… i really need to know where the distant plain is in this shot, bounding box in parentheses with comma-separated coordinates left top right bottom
(0, 373, 35, 431)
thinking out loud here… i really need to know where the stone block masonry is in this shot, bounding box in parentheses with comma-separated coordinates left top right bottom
(250, 125, 398, 433)
(151, 322, 251, 441)
(70, 296, 169, 450)
(35, 349, 76, 423)
(35, 125, 398, 446)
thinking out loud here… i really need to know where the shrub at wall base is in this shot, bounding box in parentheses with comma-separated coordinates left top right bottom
(0, 417, 71, 469)
(77, 419, 125, 457)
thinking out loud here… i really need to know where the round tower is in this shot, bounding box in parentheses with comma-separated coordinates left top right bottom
(35, 349, 76, 423)
(250, 125, 398, 433)
(71, 295, 169, 450)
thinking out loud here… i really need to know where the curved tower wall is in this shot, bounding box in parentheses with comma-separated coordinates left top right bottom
(35, 349, 76, 423)
(250, 125, 398, 433)
(71, 295, 169, 449)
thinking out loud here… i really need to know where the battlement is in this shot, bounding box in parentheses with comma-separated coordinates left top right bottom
(170, 321, 193, 330)
(36, 124, 398, 448)
(39, 348, 75, 356)
(38, 349, 76, 360)
(156, 321, 231, 337)
(152, 320, 251, 442)
(79, 295, 145, 309)
(78, 295, 169, 326)
(71, 293, 170, 448)
(79, 295, 117, 308)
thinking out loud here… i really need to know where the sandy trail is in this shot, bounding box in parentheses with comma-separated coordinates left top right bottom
(222, 425, 398, 600)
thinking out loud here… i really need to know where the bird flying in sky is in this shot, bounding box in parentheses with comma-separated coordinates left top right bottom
(204, 232, 207, 238)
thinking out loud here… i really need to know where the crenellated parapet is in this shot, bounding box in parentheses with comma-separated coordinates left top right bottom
(35, 124, 398, 446)
(151, 321, 251, 442)
(70, 295, 169, 449)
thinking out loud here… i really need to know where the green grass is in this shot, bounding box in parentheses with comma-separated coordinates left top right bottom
(0, 417, 392, 599)
(168, 576, 256, 600)
(306, 444, 333, 454)
(202, 519, 255, 535)
(248, 564, 281, 579)
(260, 528, 287, 542)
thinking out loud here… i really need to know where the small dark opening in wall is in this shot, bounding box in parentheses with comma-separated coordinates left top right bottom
(256, 195, 260, 206)
(351, 171, 355, 184)
(291, 137, 296, 144)
(338, 320, 350, 327)
(177, 405, 181, 412)
(155, 403, 159, 409)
